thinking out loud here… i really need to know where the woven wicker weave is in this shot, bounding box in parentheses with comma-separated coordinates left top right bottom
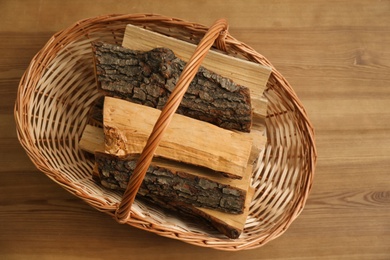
(14, 14, 316, 251)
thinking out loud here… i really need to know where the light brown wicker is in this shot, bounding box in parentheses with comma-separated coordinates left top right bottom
(14, 14, 316, 251)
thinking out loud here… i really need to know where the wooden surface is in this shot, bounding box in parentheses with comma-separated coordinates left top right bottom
(1, 0, 389, 259)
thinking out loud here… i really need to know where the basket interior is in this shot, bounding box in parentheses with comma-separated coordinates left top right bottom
(15, 15, 315, 251)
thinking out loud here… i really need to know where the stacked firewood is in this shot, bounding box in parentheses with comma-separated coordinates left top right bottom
(79, 25, 270, 238)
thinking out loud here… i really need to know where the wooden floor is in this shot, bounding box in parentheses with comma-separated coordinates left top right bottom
(1, 1, 389, 259)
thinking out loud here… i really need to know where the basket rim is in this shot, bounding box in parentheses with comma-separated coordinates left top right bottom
(14, 13, 317, 251)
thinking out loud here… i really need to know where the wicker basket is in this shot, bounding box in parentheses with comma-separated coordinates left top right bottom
(14, 14, 316, 251)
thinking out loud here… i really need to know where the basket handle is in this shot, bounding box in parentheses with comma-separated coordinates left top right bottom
(115, 18, 229, 223)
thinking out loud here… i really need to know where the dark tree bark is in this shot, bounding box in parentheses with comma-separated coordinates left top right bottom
(88, 96, 104, 127)
(92, 41, 252, 132)
(138, 196, 243, 239)
(95, 152, 246, 214)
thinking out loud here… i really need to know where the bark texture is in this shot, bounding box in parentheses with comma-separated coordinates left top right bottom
(138, 196, 243, 239)
(95, 152, 246, 214)
(92, 41, 252, 132)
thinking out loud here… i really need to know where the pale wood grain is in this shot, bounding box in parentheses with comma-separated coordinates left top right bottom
(1, 0, 390, 259)
(103, 97, 255, 178)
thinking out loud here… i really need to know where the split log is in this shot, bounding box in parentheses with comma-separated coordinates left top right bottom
(134, 186, 255, 239)
(122, 24, 271, 119)
(103, 96, 256, 179)
(79, 124, 105, 152)
(87, 97, 266, 175)
(86, 96, 267, 172)
(95, 152, 249, 214)
(80, 126, 255, 237)
(91, 164, 254, 239)
(92, 41, 253, 132)
(195, 186, 254, 239)
(80, 125, 254, 214)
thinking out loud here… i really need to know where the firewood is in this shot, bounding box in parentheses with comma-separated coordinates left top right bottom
(79, 124, 104, 152)
(122, 24, 270, 119)
(80, 126, 256, 237)
(92, 41, 253, 132)
(103, 96, 258, 179)
(86, 96, 267, 173)
(91, 164, 255, 239)
(134, 185, 255, 239)
(96, 152, 249, 214)
(83, 25, 270, 237)
(80, 125, 254, 214)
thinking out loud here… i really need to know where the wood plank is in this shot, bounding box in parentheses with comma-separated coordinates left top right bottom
(103, 96, 255, 179)
(122, 24, 271, 118)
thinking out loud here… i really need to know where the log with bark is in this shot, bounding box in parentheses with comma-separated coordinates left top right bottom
(92, 164, 255, 239)
(80, 126, 256, 238)
(96, 152, 249, 214)
(79, 124, 260, 214)
(92, 41, 253, 132)
(122, 24, 271, 120)
(129, 184, 255, 239)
